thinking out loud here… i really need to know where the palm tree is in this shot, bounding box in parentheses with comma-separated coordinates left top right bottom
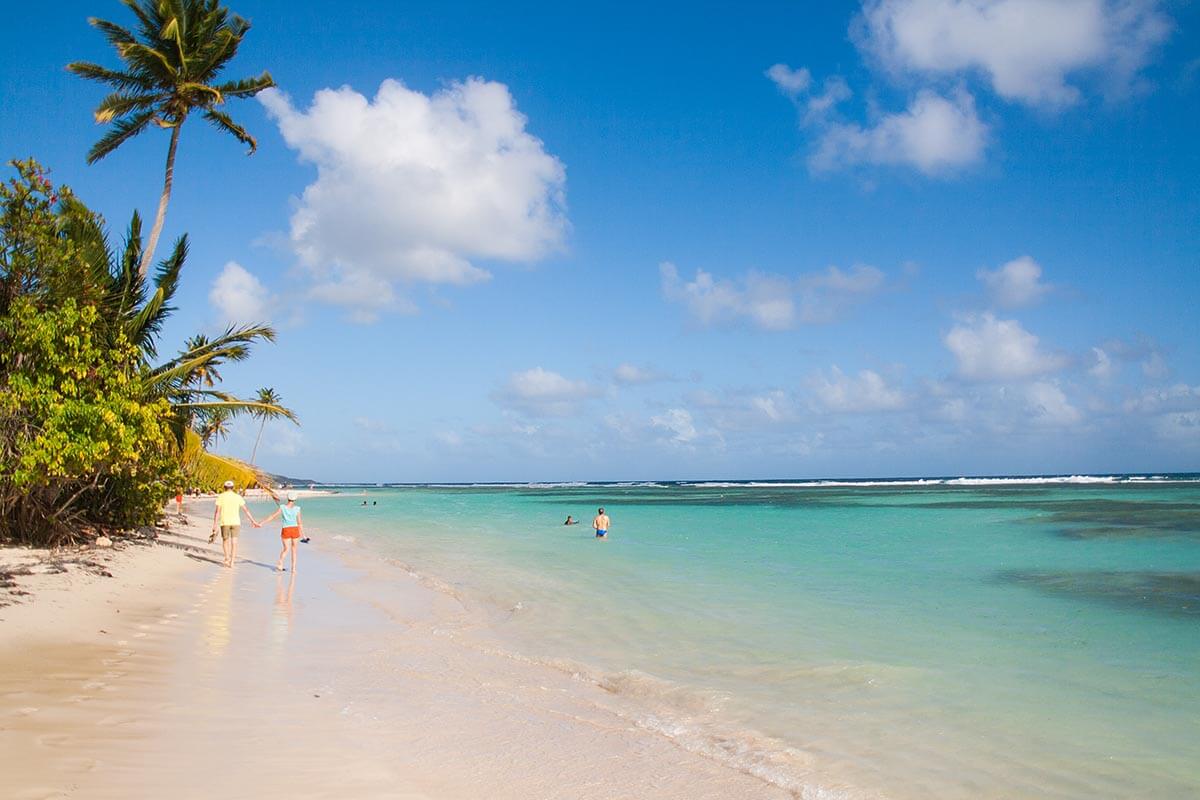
(68, 0, 275, 277)
(54, 195, 297, 438)
(198, 407, 231, 447)
(184, 334, 221, 387)
(249, 387, 281, 465)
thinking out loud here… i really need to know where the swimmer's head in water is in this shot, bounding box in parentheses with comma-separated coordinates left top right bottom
(598, 507, 604, 514)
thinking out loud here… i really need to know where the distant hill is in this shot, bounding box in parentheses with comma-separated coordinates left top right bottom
(264, 472, 322, 487)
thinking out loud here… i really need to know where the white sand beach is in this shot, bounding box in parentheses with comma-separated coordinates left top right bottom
(0, 502, 805, 800)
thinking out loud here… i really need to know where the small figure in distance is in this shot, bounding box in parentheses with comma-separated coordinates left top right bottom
(175, 490, 184, 517)
(592, 507, 610, 540)
(361, 500, 368, 506)
(564, 515, 579, 525)
(372, 501, 377, 506)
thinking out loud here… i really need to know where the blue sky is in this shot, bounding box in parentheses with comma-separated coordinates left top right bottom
(2, 0, 1198, 481)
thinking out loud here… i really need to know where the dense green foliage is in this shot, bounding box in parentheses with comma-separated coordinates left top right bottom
(0, 160, 293, 545)
(0, 298, 180, 542)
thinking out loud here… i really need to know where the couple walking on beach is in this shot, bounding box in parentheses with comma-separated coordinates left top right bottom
(211, 481, 306, 572)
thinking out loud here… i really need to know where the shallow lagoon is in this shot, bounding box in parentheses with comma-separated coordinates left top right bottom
(302, 477, 1200, 798)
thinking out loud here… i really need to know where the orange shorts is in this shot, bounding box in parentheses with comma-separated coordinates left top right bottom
(281, 526, 301, 539)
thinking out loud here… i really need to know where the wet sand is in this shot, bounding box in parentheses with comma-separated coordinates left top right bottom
(0, 506, 800, 800)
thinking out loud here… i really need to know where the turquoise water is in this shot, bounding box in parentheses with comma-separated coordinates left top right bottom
(297, 478, 1200, 798)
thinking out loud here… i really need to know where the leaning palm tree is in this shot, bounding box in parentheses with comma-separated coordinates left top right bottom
(68, 0, 274, 276)
(248, 387, 281, 465)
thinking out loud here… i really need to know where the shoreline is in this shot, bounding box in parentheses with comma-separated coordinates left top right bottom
(0, 502, 811, 800)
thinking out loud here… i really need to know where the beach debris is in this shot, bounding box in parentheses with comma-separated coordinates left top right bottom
(95, 536, 113, 548)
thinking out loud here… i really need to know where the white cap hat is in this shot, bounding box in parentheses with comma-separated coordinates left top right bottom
(286, 490, 298, 501)
(223, 480, 235, 488)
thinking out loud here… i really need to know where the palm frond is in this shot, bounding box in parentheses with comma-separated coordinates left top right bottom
(88, 17, 137, 49)
(178, 399, 298, 424)
(66, 61, 155, 92)
(212, 71, 274, 98)
(86, 110, 155, 164)
(126, 235, 187, 356)
(94, 91, 162, 123)
(202, 108, 255, 152)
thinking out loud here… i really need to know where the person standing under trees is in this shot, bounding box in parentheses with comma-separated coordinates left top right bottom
(258, 491, 304, 573)
(211, 480, 259, 568)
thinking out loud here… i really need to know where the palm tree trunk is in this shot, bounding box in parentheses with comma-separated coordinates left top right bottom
(250, 416, 266, 465)
(139, 123, 182, 277)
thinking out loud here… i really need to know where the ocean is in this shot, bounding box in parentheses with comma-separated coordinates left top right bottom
(296, 475, 1200, 798)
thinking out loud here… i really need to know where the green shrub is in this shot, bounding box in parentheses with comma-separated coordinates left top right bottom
(0, 297, 179, 544)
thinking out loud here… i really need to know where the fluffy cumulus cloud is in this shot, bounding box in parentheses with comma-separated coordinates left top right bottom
(809, 87, 988, 174)
(1025, 381, 1082, 425)
(493, 367, 597, 417)
(810, 367, 908, 412)
(977, 255, 1051, 308)
(943, 313, 1067, 380)
(661, 262, 885, 329)
(260, 79, 567, 319)
(857, 0, 1172, 107)
(209, 261, 270, 325)
(650, 408, 699, 444)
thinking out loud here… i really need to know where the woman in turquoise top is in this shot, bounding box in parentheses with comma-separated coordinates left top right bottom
(258, 490, 305, 572)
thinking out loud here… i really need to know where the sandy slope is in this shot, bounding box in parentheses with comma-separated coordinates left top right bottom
(0, 505, 798, 800)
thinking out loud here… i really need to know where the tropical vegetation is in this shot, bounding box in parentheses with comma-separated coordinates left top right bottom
(68, 0, 275, 275)
(0, 160, 294, 545)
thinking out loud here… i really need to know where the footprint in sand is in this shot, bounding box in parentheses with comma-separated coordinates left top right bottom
(58, 756, 100, 773)
(12, 788, 71, 800)
(117, 650, 134, 657)
(132, 632, 147, 638)
(16, 706, 39, 715)
(81, 681, 106, 690)
(166, 613, 178, 618)
(36, 732, 71, 748)
(96, 713, 139, 727)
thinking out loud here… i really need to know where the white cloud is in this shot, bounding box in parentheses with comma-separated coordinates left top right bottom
(1141, 351, 1168, 379)
(810, 367, 908, 412)
(209, 261, 270, 325)
(751, 391, 789, 422)
(1103, 334, 1168, 379)
(810, 88, 988, 175)
(494, 367, 597, 417)
(1087, 347, 1114, 379)
(857, 0, 1172, 107)
(1025, 381, 1082, 425)
(613, 364, 670, 385)
(434, 430, 464, 448)
(805, 76, 854, 121)
(650, 408, 700, 444)
(260, 78, 567, 318)
(660, 262, 886, 330)
(766, 63, 812, 95)
(977, 255, 1051, 308)
(1123, 383, 1200, 414)
(944, 313, 1067, 380)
